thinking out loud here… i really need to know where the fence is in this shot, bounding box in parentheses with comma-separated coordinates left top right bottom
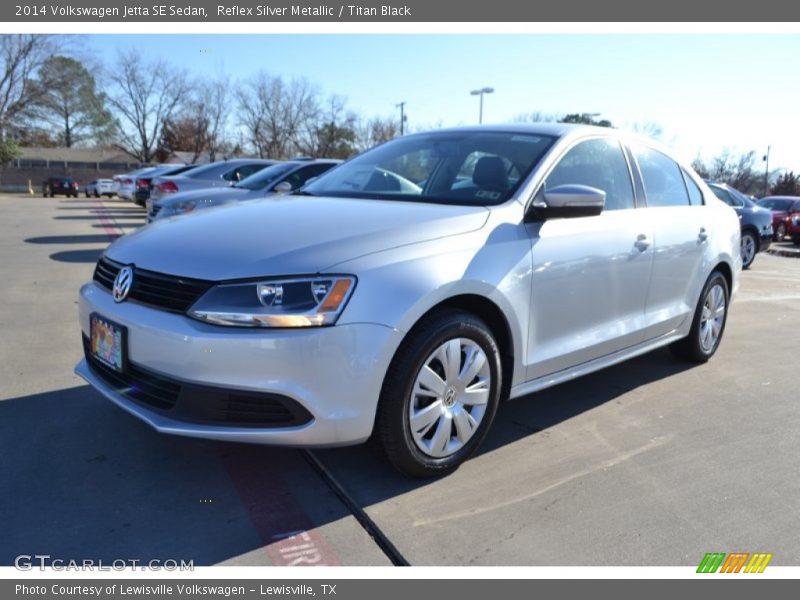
(0, 158, 146, 193)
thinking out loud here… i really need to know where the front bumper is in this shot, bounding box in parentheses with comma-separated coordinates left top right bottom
(75, 282, 402, 447)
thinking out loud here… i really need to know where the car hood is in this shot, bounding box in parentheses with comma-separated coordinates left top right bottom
(154, 186, 254, 209)
(107, 196, 491, 280)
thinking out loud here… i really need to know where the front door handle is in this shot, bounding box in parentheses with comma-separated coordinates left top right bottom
(634, 233, 650, 251)
(698, 227, 708, 243)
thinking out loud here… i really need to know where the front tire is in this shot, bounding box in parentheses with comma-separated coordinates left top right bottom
(670, 271, 729, 363)
(374, 310, 502, 478)
(740, 231, 757, 269)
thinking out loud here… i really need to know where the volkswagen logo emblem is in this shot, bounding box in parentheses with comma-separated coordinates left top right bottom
(112, 265, 134, 303)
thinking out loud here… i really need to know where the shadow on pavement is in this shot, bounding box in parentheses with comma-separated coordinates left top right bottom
(312, 347, 695, 501)
(27, 235, 118, 245)
(49, 249, 105, 263)
(0, 347, 696, 566)
(54, 216, 144, 221)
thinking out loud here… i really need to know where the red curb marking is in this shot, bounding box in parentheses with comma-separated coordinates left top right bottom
(218, 444, 341, 566)
(92, 198, 123, 242)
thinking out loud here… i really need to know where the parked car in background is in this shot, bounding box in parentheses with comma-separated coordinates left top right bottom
(706, 182, 772, 268)
(149, 159, 278, 203)
(75, 125, 741, 477)
(42, 176, 79, 197)
(757, 196, 800, 242)
(116, 167, 159, 201)
(84, 179, 115, 198)
(148, 159, 340, 222)
(133, 164, 195, 207)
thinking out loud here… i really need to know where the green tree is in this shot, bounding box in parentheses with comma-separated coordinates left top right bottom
(0, 137, 21, 165)
(27, 56, 113, 147)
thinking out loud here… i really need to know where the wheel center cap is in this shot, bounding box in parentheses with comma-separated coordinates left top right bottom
(444, 387, 457, 407)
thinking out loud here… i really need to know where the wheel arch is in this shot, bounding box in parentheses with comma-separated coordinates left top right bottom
(395, 293, 516, 402)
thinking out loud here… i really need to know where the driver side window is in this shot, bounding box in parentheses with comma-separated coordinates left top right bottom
(545, 138, 635, 211)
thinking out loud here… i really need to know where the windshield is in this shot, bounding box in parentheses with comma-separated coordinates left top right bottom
(235, 163, 296, 191)
(303, 130, 556, 205)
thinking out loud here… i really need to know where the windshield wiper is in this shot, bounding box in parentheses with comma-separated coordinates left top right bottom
(290, 190, 315, 196)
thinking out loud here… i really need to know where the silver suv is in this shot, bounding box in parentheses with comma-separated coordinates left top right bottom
(76, 125, 741, 477)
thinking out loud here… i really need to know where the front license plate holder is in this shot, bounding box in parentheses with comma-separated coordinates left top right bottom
(89, 313, 128, 373)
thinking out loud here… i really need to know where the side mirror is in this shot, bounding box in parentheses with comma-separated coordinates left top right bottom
(527, 184, 606, 221)
(273, 181, 293, 194)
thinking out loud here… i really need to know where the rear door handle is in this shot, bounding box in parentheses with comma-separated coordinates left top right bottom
(634, 233, 650, 251)
(698, 227, 708, 242)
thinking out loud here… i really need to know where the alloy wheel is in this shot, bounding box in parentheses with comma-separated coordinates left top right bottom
(741, 233, 756, 267)
(699, 283, 726, 353)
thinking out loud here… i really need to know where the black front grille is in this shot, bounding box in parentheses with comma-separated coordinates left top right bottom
(93, 256, 213, 313)
(82, 336, 313, 428)
(83, 335, 180, 410)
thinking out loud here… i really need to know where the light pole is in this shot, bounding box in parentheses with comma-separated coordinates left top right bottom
(763, 145, 771, 196)
(396, 101, 407, 135)
(470, 87, 494, 124)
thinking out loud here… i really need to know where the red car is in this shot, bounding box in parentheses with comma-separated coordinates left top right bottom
(757, 196, 800, 242)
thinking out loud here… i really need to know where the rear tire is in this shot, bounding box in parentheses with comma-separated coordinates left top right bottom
(740, 231, 757, 269)
(374, 310, 502, 478)
(669, 271, 729, 363)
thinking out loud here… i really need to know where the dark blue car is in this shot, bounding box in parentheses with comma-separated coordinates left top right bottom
(707, 182, 773, 269)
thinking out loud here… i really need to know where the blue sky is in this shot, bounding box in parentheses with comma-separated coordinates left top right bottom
(84, 34, 800, 172)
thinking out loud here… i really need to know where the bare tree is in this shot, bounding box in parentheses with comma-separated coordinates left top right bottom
(513, 111, 559, 124)
(105, 50, 191, 163)
(296, 94, 357, 158)
(692, 150, 763, 195)
(626, 120, 664, 141)
(235, 72, 319, 159)
(353, 116, 399, 152)
(195, 76, 230, 162)
(0, 35, 62, 139)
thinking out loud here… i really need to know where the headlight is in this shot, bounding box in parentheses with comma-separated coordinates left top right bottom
(188, 276, 356, 328)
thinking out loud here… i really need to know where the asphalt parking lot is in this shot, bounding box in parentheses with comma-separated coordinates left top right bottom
(1, 192, 799, 567)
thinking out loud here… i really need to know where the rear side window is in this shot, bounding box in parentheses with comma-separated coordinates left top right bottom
(544, 138, 635, 211)
(634, 146, 690, 207)
(683, 171, 705, 206)
(709, 184, 741, 208)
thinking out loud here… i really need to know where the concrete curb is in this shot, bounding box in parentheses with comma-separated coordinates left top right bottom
(767, 246, 800, 258)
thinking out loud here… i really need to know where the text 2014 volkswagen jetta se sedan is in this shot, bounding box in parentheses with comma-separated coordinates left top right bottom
(76, 125, 741, 477)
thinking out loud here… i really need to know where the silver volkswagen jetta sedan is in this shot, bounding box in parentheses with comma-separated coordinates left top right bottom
(76, 124, 741, 477)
